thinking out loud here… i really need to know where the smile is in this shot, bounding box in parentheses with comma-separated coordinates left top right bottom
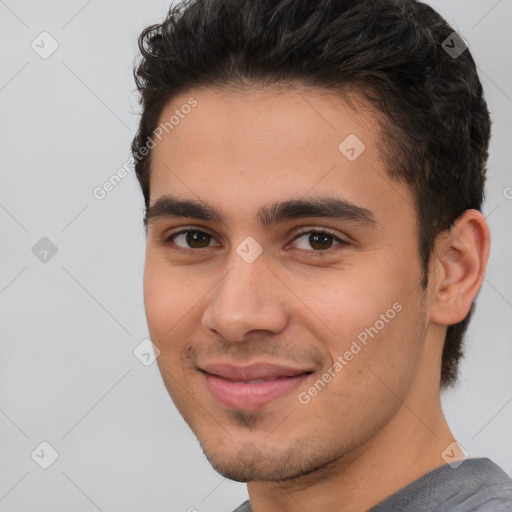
(202, 371, 312, 409)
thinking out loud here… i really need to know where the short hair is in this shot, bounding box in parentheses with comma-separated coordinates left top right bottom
(131, 0, 491, 389)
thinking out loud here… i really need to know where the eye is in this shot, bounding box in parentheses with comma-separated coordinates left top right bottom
(288, 229, 348, 253)
(164, 229, 220, 250)
(162, 227, 349, 255)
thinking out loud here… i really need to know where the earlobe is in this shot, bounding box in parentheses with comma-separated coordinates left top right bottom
(429, 209, 490, 326)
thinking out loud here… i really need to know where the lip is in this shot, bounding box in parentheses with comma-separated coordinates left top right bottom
(200, 362, 314, 409)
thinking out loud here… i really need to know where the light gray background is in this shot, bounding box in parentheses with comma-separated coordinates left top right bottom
(0, 1, 511, 511)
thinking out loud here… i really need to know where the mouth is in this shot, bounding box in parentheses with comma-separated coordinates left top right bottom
(199, 362, 315, 409)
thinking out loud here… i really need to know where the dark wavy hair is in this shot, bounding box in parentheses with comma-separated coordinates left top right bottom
(131, 0, 491, 389)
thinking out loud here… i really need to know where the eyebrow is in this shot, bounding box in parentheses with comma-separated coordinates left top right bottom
(144, 194, 377, 230)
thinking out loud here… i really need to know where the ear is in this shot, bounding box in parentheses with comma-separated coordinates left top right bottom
(428, 209, 490, 326)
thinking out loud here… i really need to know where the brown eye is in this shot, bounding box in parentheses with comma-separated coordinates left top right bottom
(290, 229, 348, 253)
(165, 230, 219, 249)
(308, 232, 334, 250)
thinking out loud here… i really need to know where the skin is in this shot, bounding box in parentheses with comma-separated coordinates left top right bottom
(143, 86, 490, 512)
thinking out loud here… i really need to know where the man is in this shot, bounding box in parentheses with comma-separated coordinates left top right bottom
(131, 0, 512, 510)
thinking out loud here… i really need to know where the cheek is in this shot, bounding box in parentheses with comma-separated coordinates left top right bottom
(300, 295, 426, 437)
(143, 263, 169, 336)
(287, 266, 406, 344)
(143, 263, 196, 399)
(143, 258, 195, 345)
(297, 265, 426, 386)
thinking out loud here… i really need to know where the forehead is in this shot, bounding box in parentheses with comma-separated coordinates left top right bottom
(148, 86, 414, 227)
(152, 85, 378, 169)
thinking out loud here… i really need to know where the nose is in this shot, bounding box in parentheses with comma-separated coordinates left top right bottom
(201, 249, 289, 342)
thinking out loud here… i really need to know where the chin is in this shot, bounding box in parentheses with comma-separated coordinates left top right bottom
(199, 436, 342, 484)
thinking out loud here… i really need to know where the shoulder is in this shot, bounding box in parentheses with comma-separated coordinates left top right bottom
(370, 458, 512, 512)
(231, 499, 252, 512)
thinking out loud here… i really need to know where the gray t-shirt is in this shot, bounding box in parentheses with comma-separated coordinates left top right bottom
(232, 458, 512, 511)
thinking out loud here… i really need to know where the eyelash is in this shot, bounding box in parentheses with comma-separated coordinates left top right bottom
(162, 226, 349, 256)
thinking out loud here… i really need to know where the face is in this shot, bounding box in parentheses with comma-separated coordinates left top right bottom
(143, 86, 430, 483)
